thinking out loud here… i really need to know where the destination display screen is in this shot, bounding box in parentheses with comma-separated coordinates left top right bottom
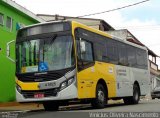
(17, 22, 71, 38)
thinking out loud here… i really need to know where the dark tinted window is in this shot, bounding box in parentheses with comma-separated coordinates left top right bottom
(94, 36, 108, 62)
(95, 43, 108, 62)
(136, 48, 148, 69)
(75, 28, 148, 70)
(118, 42, 128, 66)
(107, 39, 118, 64)
(127, 45, 137, 67)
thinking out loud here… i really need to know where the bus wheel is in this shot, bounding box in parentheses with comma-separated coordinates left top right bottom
(91, 83, 107, 109)
(43, 101, 59, 111)
(123, 84, 140, 105)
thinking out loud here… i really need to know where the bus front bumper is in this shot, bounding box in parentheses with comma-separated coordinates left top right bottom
(16, 81, 78, 102)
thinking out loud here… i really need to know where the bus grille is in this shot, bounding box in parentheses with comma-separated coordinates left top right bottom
(17, 72, 63, 82)
(21, 89, 58, 98)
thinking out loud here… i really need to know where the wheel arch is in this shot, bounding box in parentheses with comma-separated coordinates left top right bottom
(97, 79, 108, 97)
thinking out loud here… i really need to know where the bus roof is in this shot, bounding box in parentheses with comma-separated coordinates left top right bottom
(71, 21, 147, 51)
(19, 20, 147, 51)
(18, 20, 68, 30)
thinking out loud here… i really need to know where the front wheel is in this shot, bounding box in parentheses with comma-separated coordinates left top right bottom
(91, 83, 107, 109)
(123, 84, 140, 105)
(43, 101, 59, 111)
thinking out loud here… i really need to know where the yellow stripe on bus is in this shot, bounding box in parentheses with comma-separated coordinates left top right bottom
(16, 79, 39, 90)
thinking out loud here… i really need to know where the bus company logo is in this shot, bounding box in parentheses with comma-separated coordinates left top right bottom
(35, 78, 43, 82)
(34, 72, 48, 76)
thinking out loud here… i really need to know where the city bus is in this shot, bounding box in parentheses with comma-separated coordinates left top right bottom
(15, 21, 150, 111)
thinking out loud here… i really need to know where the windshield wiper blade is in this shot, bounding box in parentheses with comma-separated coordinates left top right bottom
(50, 34, 57, 44)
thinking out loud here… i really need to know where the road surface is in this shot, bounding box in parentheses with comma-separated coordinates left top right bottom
(1, 99, 160, 118)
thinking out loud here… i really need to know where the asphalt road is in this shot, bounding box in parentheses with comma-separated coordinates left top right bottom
(2, 99, 160, 118)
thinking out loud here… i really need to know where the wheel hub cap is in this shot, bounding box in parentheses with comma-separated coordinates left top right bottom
(98, 90, 104, 103)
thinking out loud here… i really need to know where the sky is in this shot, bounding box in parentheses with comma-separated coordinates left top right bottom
(14, 0, 160, 66)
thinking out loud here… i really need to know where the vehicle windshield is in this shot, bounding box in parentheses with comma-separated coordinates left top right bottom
(16, 35, 74, 73)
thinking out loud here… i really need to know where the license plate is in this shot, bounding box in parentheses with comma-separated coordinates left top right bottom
(34, 93, 44, 98)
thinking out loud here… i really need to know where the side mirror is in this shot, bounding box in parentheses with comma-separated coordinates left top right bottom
(6, 40, 15, 63)
(80, 41, 86, 53)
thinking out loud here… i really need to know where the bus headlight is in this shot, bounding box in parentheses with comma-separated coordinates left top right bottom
(60, 81, 67, 90)
(16, 84, 22, 93)
(60, 77, 75, 91)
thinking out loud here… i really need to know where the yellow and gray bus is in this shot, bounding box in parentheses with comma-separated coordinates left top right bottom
(15, 21, 150, 111)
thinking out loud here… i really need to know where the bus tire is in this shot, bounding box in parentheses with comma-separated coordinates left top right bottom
(123, 84, 140, 105)
(91, 83, 107, 109)
(43, 101, 59, 111)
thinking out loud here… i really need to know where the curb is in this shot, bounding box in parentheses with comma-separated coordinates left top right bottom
(0, 102, 36, 107)
(0, 102, 20, 107)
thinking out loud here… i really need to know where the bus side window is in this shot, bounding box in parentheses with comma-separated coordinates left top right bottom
(118, 43, 128, 66)
(76, 37, 94, 71)
(79, 38, 94, 62)
(94, 42, 108, 62)
(136, 48, 147, 69)
(127, 45, 137, 67)
(107, 39, 118, 64)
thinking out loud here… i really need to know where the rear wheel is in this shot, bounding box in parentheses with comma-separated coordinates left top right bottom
(91, 83, 107, 109)
(123, 84, 140, 105)
(43, 101, 59, 111)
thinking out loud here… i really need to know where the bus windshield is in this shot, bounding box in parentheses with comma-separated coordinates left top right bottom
(16, 35, 74, 73)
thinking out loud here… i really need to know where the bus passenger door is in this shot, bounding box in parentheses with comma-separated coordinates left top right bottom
(76, 38, 96, 99)
(77, 66, 96, 99)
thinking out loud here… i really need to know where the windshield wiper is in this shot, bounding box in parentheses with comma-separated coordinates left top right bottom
(50, 34, 57, 45)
